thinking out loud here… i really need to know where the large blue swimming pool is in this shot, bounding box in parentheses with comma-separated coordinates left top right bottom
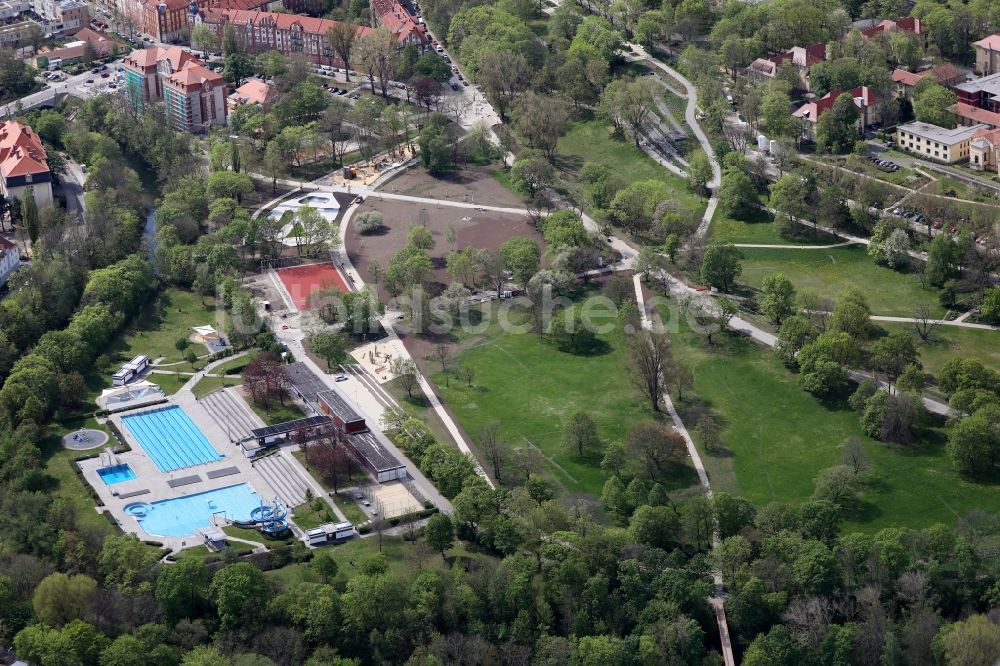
(129, 483, 262, 537)
(122, 406, 223, 472)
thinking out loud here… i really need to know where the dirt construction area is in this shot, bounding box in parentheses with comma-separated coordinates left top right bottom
(346, 202, 545, 302)
(381, 164, 524, 208)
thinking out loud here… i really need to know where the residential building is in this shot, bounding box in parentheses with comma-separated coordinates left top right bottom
(370, 0, 427, 49)
(119, 0, 272, 44)
(952, 72, 1000, 128)
(227, 78, 276, 113)
(969, 127, 1000, 171)
(0, 237, 20, 287)
(0, 120, 52, 209)
(857, 16, 923, 41)
(0, 0, 30, 21)
(34, 27, 123, 68)
(890, 63, 965, 98)
(0, 18, 42, 49)
(792, 86, 878, 140)
(746, 42, 827, 90)
(122, 46, 227, 132)
(895, 121, 988, 163)
(974, 33, 1000, 75)
(194, 8, 380, 66)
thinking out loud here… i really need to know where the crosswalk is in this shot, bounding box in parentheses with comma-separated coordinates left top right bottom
(253, 453, 311, 507)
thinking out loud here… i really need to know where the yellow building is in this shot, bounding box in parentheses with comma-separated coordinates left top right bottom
(895, 122, 990, 163)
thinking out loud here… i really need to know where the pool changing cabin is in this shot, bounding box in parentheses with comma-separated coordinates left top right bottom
(113, 355, 150, 386)
(305, 520, 355, 546)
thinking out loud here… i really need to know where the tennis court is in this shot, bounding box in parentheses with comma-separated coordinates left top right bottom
(276, 263, 350, 310)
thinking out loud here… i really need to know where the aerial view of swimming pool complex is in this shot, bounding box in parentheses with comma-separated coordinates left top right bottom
(121, 406, 225, 472)
(125, 484, 267, 537)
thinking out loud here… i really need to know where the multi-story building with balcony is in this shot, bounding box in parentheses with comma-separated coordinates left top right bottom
(122, 46, 227, 132)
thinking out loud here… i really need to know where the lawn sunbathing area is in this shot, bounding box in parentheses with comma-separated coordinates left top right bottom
(110, 289, 228, 373)
(738, 245, 942, 317)
(666, 318, 1000, 532)
(434, 298, 699, 497)
(709, 208, 841, 246)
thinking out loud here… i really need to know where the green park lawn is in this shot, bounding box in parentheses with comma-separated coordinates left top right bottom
(191, 355, 253, 398)
(667, 318, 1000, 531)
(110, 289, 227, 373)
(433, 298, 699, 497)
(737, 245, 942, 317)
(877, 323, 1000, 377)
(264, 534, 492, 590)
(250, 399, 304, 425)
(554, 114, 706, 219)
(708, 206, 843, 247)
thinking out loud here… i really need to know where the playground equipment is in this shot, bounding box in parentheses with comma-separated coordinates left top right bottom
(232, 497, 289, 535)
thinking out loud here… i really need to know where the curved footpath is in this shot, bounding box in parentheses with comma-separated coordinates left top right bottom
(629, 44, 722, 243)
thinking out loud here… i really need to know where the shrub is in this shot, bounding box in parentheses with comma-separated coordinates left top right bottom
(353, 211, 384, 235)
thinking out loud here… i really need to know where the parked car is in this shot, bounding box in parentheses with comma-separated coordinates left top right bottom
(334, 374, 348, 382)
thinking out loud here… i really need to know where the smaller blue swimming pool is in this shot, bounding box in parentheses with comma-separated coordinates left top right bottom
(133, 484, 263, 537)
(97, 463, 136, 485)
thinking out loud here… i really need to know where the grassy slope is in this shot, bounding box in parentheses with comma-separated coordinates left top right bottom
(434, 299, 698, 497)
(738, 245, 942, 316)
(42, 418, 119, 537)
(554, 114, 707, 218)
(668, 318, 999, 531)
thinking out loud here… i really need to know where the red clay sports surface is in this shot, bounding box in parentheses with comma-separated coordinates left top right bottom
(276, 263, 349, 310)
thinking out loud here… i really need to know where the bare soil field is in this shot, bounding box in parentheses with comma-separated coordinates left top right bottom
(345, 198, 545, 301)
(382, 165, 523, 208)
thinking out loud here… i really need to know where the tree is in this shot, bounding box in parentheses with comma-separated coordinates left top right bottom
(980, 287, 1000, 323)
(478, 421, 504, 482)
(628, 330, 672, 412)
(191, 24, 220, 52)
(776, 315, 817, 367)
(626, 421, 685, 480)
(20, 195, 37, 244)
(687, 151, 713, 196)
(207, 171, 253, 203)
(718, 169, 758, 220)
(938, 615, 1000, 665)
(209, 562, 268, 631)
(418, 114, 453, 175)
(812, 464, 859, 509)
(477, 49, 531, 120)
(948, 405, 1000, 477)
(424, 513, 454, 559)
(391, 357, 419, 398)
(514, 93, 571, 161)
(600, 78, 655, 147)
(700, 243, 743, 292)
(355, 27, 399, 100)
(830, 287, 872, 339)
(500, 236, 540, 288)
(308, 331, 348, 371)
(509, 151, 555, 196)
(925, 234, 960, 286)
(815, 92, 860, 154)
(870, 331, 918, 387)
(155, 557, 207, 623)
(32, 573, 96, 627)
(759, 273, 796, 325)
(913, 81, 956, 128)
(564, 411, 599, 460)
(912, 304, 942, 341)
(326, 22, 359, 82)
(629, 505, 681, 549)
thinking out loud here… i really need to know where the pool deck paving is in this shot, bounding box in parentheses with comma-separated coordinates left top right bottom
(80, 389, 306, 552)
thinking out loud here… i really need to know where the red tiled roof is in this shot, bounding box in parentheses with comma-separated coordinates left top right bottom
(167, 61, 224, 88)
(229, 79, 274, 106)
(952, 102, 1000, 127)
(975, 33, 1000, 50)
(371, 0, 426, 41)
(201, 8, 377, 39)
(860, 17, 922, 38)
(793, 86, 877, 123)
(0, 237, 16, 250)
(216, 0, 271, 10)
(747, 57, 777, 76)
(142, 0, 188, 12)
(892, 68, 927, 86)
(0, 121, 48, 179)
(125, 45, 200, 71)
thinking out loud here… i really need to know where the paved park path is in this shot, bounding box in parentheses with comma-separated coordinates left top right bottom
(632, 273, 736, 666)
